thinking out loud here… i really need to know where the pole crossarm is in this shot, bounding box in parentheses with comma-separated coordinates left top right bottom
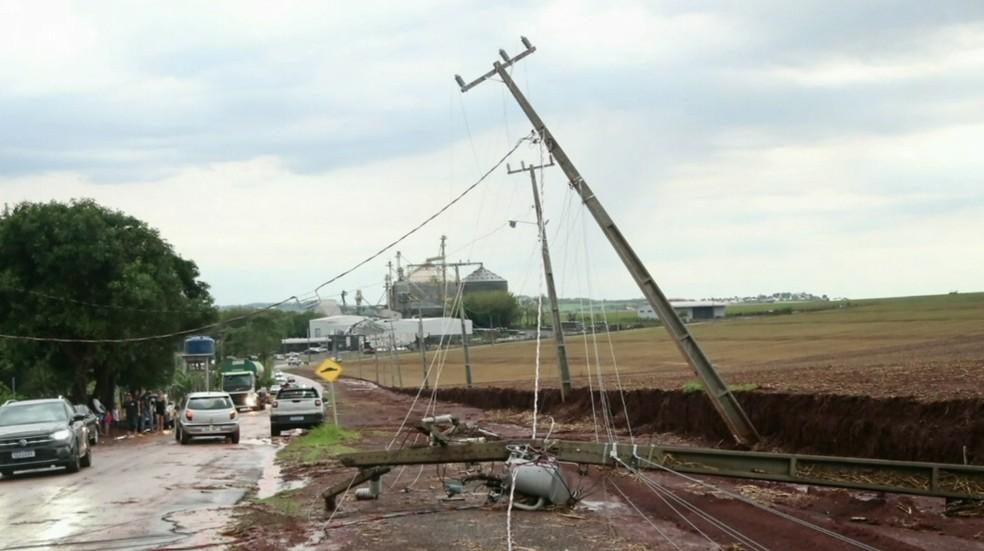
(339, 440, 984, 501)
(455, 36, 536, 92)
(456, 37, 759, 445)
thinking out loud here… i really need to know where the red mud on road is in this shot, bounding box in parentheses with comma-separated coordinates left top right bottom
(415, 386, 984, 464)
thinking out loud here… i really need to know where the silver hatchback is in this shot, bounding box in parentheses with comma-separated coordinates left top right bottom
(176, 392, 240, 444)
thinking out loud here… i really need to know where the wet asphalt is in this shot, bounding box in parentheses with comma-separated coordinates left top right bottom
(0, 372, 322, 551)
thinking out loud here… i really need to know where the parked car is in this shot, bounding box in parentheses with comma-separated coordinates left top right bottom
(175, 392, 240, 445)
(274, 371, 287, 384)
(287, 356, 302, 367)
(270, 386, 324, 437)
(73, 404, 100, 445)
(0, 398, 92, 477)
(274, 353, 285, 361)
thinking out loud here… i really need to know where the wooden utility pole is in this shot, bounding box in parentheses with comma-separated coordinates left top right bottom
(440, 235, 448, 311)
(454, 265, 473, 387)
(456, 38, 760, 445)
(388, 323, 403, 387)
(507, 157, 572, 400)
(418, 304, 429, 389)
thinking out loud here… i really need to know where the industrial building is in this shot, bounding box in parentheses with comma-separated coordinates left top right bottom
(388, 260, 509, 318)
(462, 266, 508, 294)
(280, 314, 473, 352)
(636, 301, 726, 322)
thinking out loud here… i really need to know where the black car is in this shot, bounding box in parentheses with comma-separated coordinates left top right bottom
(0, 398, 92, 477)
(73, 404, 100, 446)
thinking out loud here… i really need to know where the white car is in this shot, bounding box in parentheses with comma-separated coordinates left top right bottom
(176, 392, 240, 445)
(274, 372, 287, 384)
(270, 386, 324, 437)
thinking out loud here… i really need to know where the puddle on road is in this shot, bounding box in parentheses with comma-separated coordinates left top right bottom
(256, 440, 309, 500)
(341, 378, 379, 391)
(579, 499, 626, 513)
(163, 507, 235, 548)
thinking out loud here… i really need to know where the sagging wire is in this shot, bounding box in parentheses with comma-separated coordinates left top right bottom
(2, 134, 533, 345)
(633, 456, 881, 551)
(607, 478, 684, 551)
(612, 456, 768, 551)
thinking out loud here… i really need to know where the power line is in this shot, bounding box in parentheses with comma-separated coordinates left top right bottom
(0, 295, 300, 344)
(0, 286, 208, 314)
(0, 134, 533, 345)
(309, 132, 532, 296)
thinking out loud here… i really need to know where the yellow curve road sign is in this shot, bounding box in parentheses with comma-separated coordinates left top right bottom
(316, 359, 344, 382)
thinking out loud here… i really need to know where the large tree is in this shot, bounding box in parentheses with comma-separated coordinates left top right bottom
(0, 200, 216, 405)
(462, 290, 519, 328)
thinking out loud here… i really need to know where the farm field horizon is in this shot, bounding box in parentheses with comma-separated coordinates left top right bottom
(346, 292, 984, 401)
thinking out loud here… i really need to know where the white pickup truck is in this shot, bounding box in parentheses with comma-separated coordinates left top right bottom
(270, 386, 324, 437)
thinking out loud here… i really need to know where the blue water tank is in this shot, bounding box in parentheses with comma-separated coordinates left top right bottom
(184, 336, 215, 356)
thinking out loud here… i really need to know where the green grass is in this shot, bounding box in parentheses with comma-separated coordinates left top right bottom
(256, 489, 305, 517)
(277, 424, 360, 466)
(681, 379, 760, 394)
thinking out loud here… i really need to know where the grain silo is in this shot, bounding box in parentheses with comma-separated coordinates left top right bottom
(462, 266, 508, 294)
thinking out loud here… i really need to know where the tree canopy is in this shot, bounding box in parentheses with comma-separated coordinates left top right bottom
(462, 290, 519, 328)
(0, 200, 216, 405)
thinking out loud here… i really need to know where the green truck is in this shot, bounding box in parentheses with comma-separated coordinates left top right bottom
(221, 358, 265, 411)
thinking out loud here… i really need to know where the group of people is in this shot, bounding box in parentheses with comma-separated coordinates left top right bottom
(122, 390, 171, 436)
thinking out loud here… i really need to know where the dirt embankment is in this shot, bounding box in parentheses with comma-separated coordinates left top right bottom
(398, 387, 984, 464)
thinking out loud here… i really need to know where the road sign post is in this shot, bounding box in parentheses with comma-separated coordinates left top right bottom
(315, 358, 344, 426)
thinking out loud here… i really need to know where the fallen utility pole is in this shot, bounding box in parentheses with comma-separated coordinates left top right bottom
(456, 37, 759, 446)
(507, 157, 573, 399)
(338, 440, 984, 502)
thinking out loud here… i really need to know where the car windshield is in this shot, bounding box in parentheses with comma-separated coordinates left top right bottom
(278, 388, 318, 399)
(222, 374, 253, 391)
(0, 402, 68, 426)
(187, 397, 233, 410)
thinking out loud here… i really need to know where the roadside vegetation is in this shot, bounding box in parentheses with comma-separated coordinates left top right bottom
(277, 424, 360, 467)
(0, 200, 216, 404)
(681, 379, 759, 394)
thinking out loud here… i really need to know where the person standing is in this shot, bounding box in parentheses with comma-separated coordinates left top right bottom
(142, 390, 155, 433)
(124, 392, 139, 436)
(155, 391, 166, 432)
(91, 396, 107, 435)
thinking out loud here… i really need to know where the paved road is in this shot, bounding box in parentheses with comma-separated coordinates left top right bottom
(0, 372, 322, 551)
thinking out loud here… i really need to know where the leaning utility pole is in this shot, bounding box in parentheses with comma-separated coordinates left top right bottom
(507, 158, 572, 400)
(454, 265, 473, 387)
(456, 38, 760, 445)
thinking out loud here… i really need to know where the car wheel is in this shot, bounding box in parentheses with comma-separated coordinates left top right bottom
(80, 447, 92, 468)
(90, 429, 99, 446)
(270, 425, 280, 437)
(64, 451, 81, 473)
(179, 428, 190, 445)
(230, 430, 240, 444)
(1, 470, 13, 478)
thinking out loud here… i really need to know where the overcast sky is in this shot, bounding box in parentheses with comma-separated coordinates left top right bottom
(2, 1, 983, 305)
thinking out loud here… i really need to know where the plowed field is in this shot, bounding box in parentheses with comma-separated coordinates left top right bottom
(347, 292, 984, 400)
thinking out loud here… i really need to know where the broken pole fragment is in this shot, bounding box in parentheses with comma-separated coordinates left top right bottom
(323, 466, 392, 511)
